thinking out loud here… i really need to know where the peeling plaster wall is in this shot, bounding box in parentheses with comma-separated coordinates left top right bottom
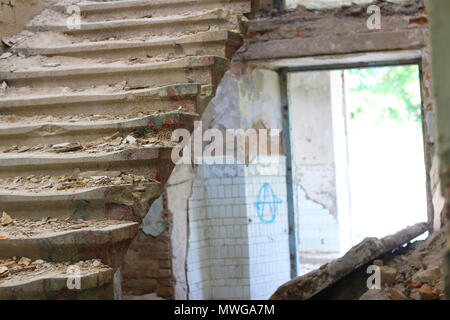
(289, 72, 338, 217)
(288, 70, 352, 254)
(202, 66, 283, 132)
(0, 0, 45, 41)
(289, 71, 340, 254)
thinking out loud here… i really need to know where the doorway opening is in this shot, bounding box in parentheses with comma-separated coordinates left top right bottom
(345, 65, 427, 243)
(287, 64, 428, 275)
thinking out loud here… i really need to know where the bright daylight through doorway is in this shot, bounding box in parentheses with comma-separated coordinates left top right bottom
(345, 65, 427, 244)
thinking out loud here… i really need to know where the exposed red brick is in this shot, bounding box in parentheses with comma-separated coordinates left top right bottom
(409, 16, 428, 25)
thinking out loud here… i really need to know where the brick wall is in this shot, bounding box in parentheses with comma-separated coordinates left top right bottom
(122, 228, 173, 298)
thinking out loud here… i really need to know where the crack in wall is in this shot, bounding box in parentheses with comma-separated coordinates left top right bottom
(297, 182, 338, 221)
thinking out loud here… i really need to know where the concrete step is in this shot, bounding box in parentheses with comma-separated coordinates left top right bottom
(0, 56, 229, 89)
(0, 258, 114, 300)
(0, 182, 161, 221)
(28, 9, 246, 41)
(0, 145, 176, 180)
(0, 84, 200, 117)
(52, 0, 251, 21)
(0, 218, 139, 269)
(15, 30, 242, 60)
(0, 112, 196, 149)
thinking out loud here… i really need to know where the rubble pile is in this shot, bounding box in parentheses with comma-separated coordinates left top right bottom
(360, 227, 447, 300)
(271, 223, 430, 300)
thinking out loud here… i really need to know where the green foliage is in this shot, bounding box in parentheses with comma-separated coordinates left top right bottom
(346, 65, 422, 123)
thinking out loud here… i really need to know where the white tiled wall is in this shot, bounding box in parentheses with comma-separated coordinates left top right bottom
(296, 187, 340, 253)
(186, 157, 291, 300)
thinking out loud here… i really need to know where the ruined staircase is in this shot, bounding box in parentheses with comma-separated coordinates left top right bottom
(0, 0, 251, 299)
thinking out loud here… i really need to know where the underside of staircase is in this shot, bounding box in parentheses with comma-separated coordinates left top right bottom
(0, 0, 251, 300)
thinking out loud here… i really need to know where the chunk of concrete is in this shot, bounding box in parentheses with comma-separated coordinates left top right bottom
(380, 266, 397, 286)
(359, 289, 390, 300)
(390, 288, 409, 300)
(141, 195, 165, 237)
(419, 284, 439, 300)
(412, 267, 442, 284)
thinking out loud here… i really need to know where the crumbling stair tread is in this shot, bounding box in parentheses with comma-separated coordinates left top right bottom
(0, 218, 139, 263)
(0, 172, 157, 192)
(0, 181, 160, 197)
(0, 218, 139, 240)
(0, 55, 228, 81)
(0, 182, 161, 223)
(0, 148, 174, 178)
(0, 83, 201, 108)
(0, 258, 114, 300)
(16, 30, 242, 56)
(0, 112, 197, 137)
(27, 8, 243, 33)
(51, 0, 251, 13)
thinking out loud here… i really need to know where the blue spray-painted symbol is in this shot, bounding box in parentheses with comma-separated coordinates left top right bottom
(254, 183, 282, 224)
